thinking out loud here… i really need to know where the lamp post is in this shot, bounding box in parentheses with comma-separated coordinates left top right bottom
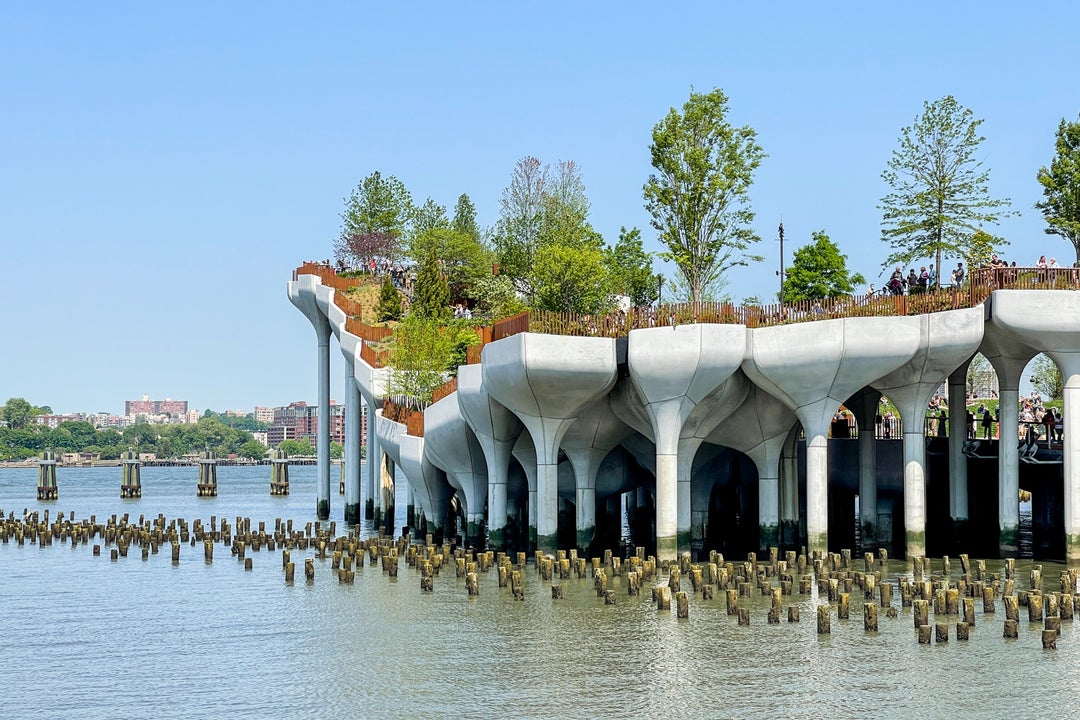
(776, 222, 786, 303)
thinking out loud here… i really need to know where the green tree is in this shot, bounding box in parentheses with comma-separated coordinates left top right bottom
(1, 397, 34, 429)
(781, 231, 866, 303)
(966, 228, 1003, 269)
(374, 276, 403, 322)
(452, 193, 482, 244)
(388, 315, 476, 408)
(532, 243, 613, 314)
(329, 441, 344, 460)
(239, 439, 268, 460)
(1036, 116, 1080, 265)
(643, 88, 765, 306)
(409, 227, 488, 300)
(412, 249, 451, 321)
(334, 171, 414, 267)
(880, 96, 1013, 284)
(492, 157, 601, 298)
(606, 227, 658, 308)
(410, 198, 450, 245)
(464, 273, 528, 321)
(1030, 354, 1063, 402)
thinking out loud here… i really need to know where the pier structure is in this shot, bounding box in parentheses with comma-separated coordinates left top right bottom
(37, 449, 58, 500)
(289, 264, 1080, 561)
(120, 448, 142, 498)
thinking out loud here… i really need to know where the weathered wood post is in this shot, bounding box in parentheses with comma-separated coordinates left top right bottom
(864, 602, 878, 632)
(817, 605, 830, 634)
(270, 449, 290, 495)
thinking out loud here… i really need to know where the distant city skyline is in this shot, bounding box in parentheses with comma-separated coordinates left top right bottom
(2, 3, 1075, 412)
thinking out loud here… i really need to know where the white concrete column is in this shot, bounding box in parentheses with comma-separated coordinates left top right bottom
(902, 430, 927, 557)
(537, 462, 559, 554)
(343, 358, 362, 524)
(316, 323, 331, 520)
(780, 431, 800, 548)
(655, 453, 678, 560)
(948, 366, 969, 521)
(805, 431, 829, 555)
(998, 386, 1020, 553)
(575, 486, 595, 551)
(405, 479, 415, 530)
(488, 480, 507, 550)
(758, 474, 779, 549)
(365, 400, 377, 520)
(1064, 370, 1080, 560)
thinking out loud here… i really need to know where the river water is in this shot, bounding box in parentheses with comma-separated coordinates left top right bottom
(2, 465, 1078, 719)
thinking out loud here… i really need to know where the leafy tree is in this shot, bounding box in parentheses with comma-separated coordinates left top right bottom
(880, 95, 1013, 283)
(662, 271, 729, 304)
(1036, 116, 1080, 265)
(374, 276, 403, 322)
(781, 231, 867, 303)
(966, 353, 994, 398)
(334, 171, 414, 267)
(412, 249, 451, 321)
(531, 243, 613, 314)
(409, 227, 488, 300)
(464, 274, 528, 321)
(409, 198, 450, 246)
(1030, 354, 1064, 402)
(329, 441, 344, 460)
(492, 157, 601, 297)
(966, 228, 1003, 269)
(452, 193, 481, 244)
(606, 227, 658, 307)
(388, 315, 476, 408)
(239, 439, 268, 460)
(644, 87, 765, 306)
(1, 398, 34, 429)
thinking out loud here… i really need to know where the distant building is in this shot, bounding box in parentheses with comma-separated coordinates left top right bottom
(125, 394, 188, 419)
(254, 406, 273, 424)
(251, 431, 269, 447)
(268, 400, 358, 448)
(224, 409, 247, 418)
(186, 409, 202, 424)
(35, 414, 83, 429)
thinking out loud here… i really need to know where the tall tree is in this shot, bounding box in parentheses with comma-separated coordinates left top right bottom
(334, 171, 414, 267)
(880, 96, 1013, 283)
(408, 197, 450, 254)
(1035, 116, 1080, 265)
(452, 193, 482, 245)
(374, 277, 403, 322)
(782, 231, 866, 303)
(606, 227, 658, 307)
(410, 228, 488, 301)
(643, 87, 765, 306)
(412, 249, 451, 321)
(1030, 354, 1063, 402)
(531, 243, 612, 314)
(1, 397, 34, 430)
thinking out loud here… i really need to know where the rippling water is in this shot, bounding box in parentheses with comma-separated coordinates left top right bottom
(2, 466, 1078, 720)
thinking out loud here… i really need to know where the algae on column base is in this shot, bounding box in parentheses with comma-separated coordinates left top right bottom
(998, 527, 1018, 557)
(759, 523, 779, 552)
(1067, 532, 1080, 562)
(344, 502, 361, 525)
(488, 526, 505, 551)
(780, 520, 799, 549)
(905, 530, 926, 560)
(365, 498, 374, 520)
(317, 499, 330, 521)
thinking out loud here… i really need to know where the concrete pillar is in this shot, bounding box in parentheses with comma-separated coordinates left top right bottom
(537, 461, 559, 553)
(805, 427, 829, 554)
(1052, 356, 1080, 560)
(848, 388, 881, 548)
(406, 478, 415, 530)
(489, 479, 507, 550)
(365, 400, 378, 520)
(575, 484, 595, 552)
(948, 364, 969, 523)
(998, 385, 1020, 552)
(316, 320, 331, 520)
(780, 429, 800, 548)
(902, 429, 927, 557)
(343, 358, 362, 524)
(512, 434, 538, 553)
(656, 453, 677, 560)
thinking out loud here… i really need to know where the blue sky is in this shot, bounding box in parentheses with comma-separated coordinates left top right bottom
(2, 2, 1075, 415)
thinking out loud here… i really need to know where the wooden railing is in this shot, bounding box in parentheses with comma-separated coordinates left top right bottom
(382, 399, 424, 437)
(493, 311, 530, 340)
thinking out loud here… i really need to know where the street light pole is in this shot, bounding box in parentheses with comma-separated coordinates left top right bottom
(776, 222, 786, 303)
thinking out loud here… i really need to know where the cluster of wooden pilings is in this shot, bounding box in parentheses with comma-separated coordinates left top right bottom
(270, 450, 289, 496)
(2, 506, 1073, 650)
(197, 450, 218, 497)
(119, 449, 142, 498)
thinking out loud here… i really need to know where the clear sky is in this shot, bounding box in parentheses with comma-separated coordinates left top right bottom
(2, 2, 1075, 415)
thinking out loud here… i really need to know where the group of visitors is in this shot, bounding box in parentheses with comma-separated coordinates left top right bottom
(879, 264, 938, 296)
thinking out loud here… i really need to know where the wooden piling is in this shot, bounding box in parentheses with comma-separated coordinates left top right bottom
(1003, 619, 1018, 638)
(466, 572, 479, 596)
(285, 561, 295, 583)
(1029, 594, 1044, 623)
(656, 585, 671, 611)
(817, 605, 830, 634)
(935, 623, 948, 643)
(551, 584, 563, 599)
(838, 593, 850, 620)
(913, 599, 929, 628)
(788, 606, 800, 623)
(738, 607, 750, 625)
(1046, 615, 1062, 636)
(956, 621, 970, 640)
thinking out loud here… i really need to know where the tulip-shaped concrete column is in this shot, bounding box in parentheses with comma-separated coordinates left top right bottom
(980, 323, 1037, 554)
(627, 325, 746, 560)
(287, 275, 333, 520)
(872, 308, 983, 558)
(947, 361, 971, 525)
(483, 333, 618, 555)
(992, 290, 1080, 558)
(423, 392, 490, 548)
(706, 384, 797, 550)
(559, 396, 634, 552)
(398, 433, 453, 540)
(456, 364, 523, 551)
(744, 317, 922, 555)
(846, 387, 881, 548)
(343, 357, 363, 524)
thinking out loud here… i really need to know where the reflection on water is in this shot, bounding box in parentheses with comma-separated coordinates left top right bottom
(0, 467, 1076, 720)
